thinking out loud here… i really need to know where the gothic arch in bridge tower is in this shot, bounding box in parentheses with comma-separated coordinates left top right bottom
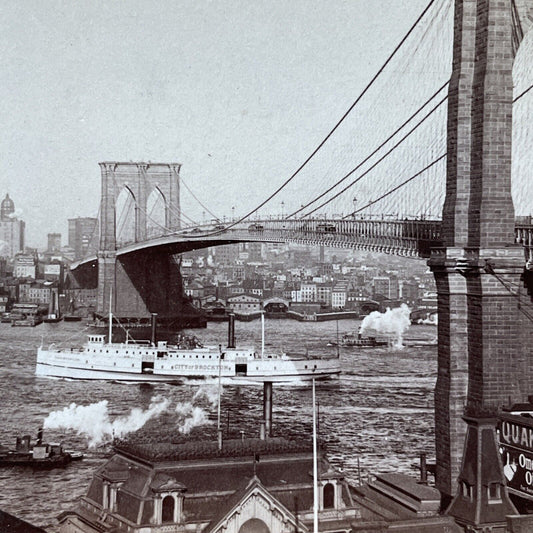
(115, 186, 136, 245)
(146, 186, 167, 238)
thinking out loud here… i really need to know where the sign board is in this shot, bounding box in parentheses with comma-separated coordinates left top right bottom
(499, 416, 533, 499)
(44, 264, 61, 275)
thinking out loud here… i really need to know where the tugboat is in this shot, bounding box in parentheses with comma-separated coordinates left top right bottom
(340, 332, 389, 348)
(0, 428, 83, 468)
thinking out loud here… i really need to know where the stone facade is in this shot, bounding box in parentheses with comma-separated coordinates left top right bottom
(430, 0, 533, 506)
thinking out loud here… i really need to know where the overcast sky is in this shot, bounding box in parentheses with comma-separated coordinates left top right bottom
(2, 0, 440, 247)
(4, 0, 531, 250)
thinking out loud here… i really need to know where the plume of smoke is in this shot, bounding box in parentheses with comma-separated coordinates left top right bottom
(360, 304, 411, 348)
(111, 396, 170, 437)
(193, 384, 221, 406)
(175, 401, 210, 434)
(43, 396, 170, 447)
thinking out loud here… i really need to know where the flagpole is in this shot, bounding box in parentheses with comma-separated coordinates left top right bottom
(312, 378, 318, 533)
(108, 286, 113, 344)
(217, 344, 222, 450)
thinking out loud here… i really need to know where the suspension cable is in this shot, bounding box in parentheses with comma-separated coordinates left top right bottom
(299, 96, 447, 218)
(180, 175, 220, 221)
(288, 81, 449, 219)
(514, 82, 533, 103)
(195, 0, 439, 236)
(344, 153, 446, 217)
(486, 264, 533, 324)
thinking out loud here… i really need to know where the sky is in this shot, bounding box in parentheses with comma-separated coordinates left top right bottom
(3, 0, 531, 250)
(1, 0, 437, 248)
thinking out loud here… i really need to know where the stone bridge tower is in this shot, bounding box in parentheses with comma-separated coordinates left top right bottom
(97, 162, 182, 318)
(429, 0, 533, 521)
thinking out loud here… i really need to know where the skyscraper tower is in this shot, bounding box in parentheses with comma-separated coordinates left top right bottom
(1, 193, 15, 220)
(0, 193, 25, 257)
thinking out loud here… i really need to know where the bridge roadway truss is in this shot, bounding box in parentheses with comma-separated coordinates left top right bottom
(73, 216, 533, 271)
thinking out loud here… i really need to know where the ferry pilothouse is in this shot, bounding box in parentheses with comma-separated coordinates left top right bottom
(36, 314, 341, 384)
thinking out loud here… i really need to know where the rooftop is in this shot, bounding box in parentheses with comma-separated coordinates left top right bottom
(115, 436, 312, 463)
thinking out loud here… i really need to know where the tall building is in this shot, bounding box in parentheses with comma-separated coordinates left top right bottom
(68, 217, 98, 260)
(0, 194, 25, 258)
(47, 233, 61, 253)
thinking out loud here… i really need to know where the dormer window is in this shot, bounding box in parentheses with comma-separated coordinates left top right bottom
(323, 483, 335, 509)
(488, 482, 501, 502)
(162, 495, 174, 522)
(461, 481, 473, 500)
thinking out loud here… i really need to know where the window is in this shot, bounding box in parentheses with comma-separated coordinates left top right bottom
(323, 483, 335, 508)
(162, 495, 175, 522)
(461, 481, 473, 500)
(488, 482, 501, 501)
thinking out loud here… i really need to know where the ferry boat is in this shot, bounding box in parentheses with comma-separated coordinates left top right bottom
(36, 315, 340, 384)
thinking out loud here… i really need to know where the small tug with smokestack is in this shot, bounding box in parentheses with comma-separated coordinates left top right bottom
(0, 428, 83, 467)
(36, 313, 341, 383)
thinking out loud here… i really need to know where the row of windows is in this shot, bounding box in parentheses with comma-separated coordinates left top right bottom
(88, 349, 224, 359)
(460, 481, 501, 502)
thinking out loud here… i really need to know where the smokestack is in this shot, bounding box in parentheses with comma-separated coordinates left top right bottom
(263, 381, 273, 438)
(37, 427, 43, 446)
(419, 452, 428, 484)
(228, 314, 235, 348)
(151, 313, 158, 346)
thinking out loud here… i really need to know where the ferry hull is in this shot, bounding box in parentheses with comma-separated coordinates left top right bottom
(36, 347, 340, 384)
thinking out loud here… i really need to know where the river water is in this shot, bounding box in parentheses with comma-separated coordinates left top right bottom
(0, 318, 437, 531)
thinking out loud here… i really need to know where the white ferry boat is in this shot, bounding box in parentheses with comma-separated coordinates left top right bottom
(36, 316, 340, 384)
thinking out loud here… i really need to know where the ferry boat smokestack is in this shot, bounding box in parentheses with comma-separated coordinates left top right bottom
(263, 381, 273, 437)
(37, 427, 43, 446)
(151, 313, 158, 346)
(228, 314, 235, 348)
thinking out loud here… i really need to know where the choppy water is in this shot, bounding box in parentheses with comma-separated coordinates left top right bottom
(0, 319, 437, 531)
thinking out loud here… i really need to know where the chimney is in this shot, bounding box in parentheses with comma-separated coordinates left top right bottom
(37, 427, 43, 446)
(227, 314, 235, 348)
(151, 313, 158, 346)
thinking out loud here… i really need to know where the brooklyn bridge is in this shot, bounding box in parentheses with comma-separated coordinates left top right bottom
(66, 0, 533, 529)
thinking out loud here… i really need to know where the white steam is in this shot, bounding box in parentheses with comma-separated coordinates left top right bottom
(43, 387, 218, 447)
(176, 402, 211, 434)
(193, 384, 221, 406)
(360, 304, 411, 348)
(44, 396, 170, 447)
